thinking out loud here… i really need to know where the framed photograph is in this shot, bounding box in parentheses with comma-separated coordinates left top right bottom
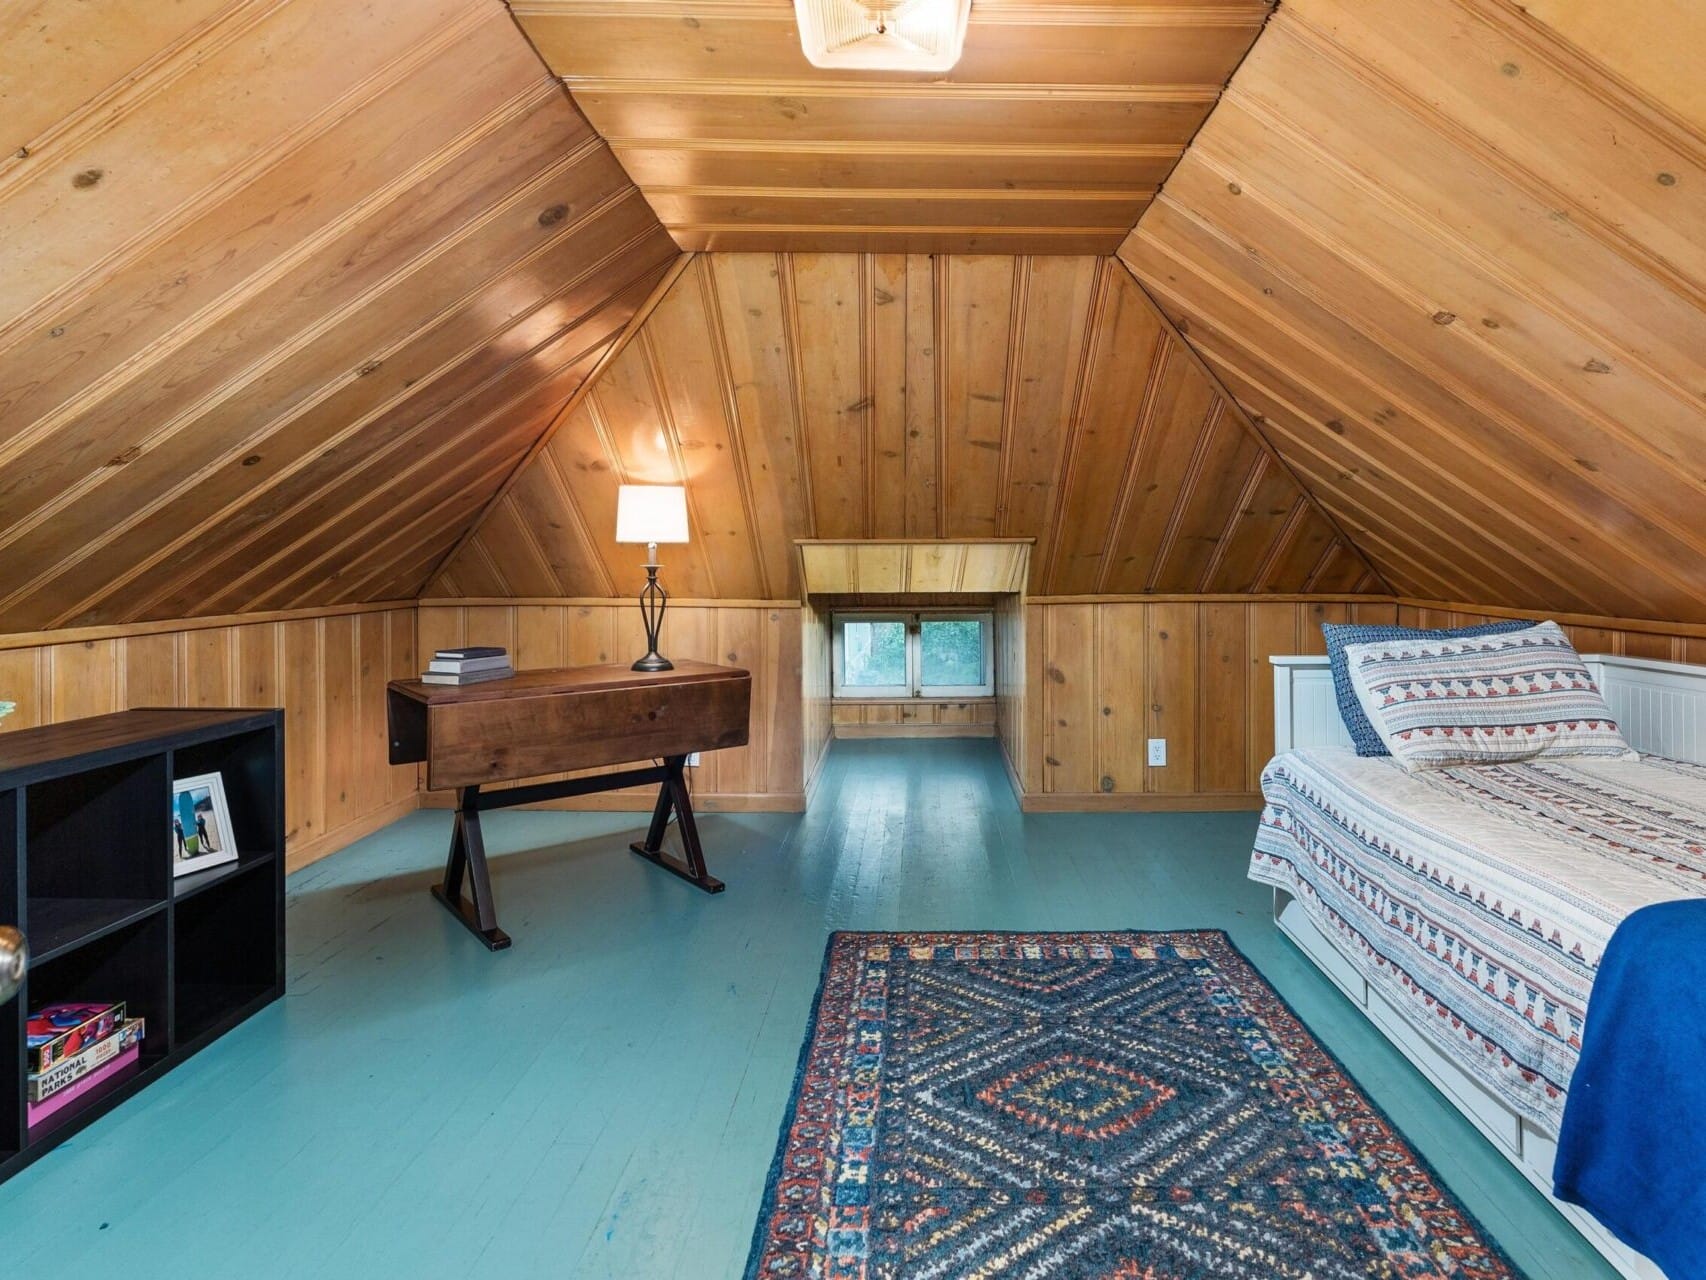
(170, 772, 238, 877)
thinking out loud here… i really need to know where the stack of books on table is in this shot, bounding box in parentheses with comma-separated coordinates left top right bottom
(27, 1001, 146, 1129)
(421, 646, 514, 685)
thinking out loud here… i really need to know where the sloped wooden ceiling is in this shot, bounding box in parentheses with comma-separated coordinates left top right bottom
(431, 252, 1377, 599)
(508, 0, 1272, 254)
(1119, 0, 1706, 623)
(0, 0, 679, 632)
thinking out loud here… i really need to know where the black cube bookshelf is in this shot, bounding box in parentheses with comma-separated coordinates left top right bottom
(0, 708, 284, 1180)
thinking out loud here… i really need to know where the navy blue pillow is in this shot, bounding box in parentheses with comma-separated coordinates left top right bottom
(1322, 619, 1533, 756)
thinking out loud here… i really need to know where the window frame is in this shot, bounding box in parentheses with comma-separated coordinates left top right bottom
(830, 612, 913, 698)
(831, 610, 995, 700)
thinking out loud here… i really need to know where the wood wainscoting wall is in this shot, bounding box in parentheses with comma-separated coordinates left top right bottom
(0, 605, 419, 868)
(1003, 594, 1706, 812)
(1394, 603, 1706, 667)
(416, 600, 806, 810)
(802, 598, 834, 792)
(1008, 596, 1398, 811)
(832, 700, 997, 740)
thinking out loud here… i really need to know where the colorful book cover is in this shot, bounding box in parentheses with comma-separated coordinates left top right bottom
(29, 1018, 145, 1103)
(26, 1043, 140, 1130)
(27, 1002, 124, 1073)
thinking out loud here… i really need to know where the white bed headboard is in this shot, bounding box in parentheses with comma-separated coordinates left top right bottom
(1272, 653, 1706, 764)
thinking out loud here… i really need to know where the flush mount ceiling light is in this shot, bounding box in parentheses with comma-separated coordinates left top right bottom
(794, 0, 972, 72)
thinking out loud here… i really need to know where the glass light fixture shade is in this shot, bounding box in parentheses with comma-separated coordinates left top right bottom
(614, 484, 690, 546)
(794, 0, 971, 72)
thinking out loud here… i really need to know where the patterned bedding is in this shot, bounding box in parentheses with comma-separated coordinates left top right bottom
(1250, 747, 1706, 1132)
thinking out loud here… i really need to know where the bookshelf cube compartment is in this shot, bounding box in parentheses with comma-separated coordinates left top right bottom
(27, 755, 169, 960)
(171, 728, 280, 861)
(28, 913, 169, 1065)
(174, 866, 281, 1048)
(25, 912, 169, 1144)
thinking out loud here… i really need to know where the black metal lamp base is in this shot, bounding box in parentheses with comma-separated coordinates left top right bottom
(632, 553, 673, 673)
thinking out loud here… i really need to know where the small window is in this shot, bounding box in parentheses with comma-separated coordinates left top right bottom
(832, 611, 993, 698)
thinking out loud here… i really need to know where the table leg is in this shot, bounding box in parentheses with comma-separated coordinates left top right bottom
(432, 784, 513, 950)
(629, 755, 726, 894)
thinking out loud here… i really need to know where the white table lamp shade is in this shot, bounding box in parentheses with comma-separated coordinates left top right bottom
(615, 485, 689, 544)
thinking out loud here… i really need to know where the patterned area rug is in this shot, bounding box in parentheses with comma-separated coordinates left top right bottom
(745, 931, 1525, 1279)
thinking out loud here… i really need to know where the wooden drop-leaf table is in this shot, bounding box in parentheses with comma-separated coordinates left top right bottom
(386, 662, 751, 950)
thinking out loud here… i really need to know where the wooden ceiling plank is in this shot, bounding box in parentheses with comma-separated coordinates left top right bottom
(1189, 96, 1706, 487)
(1284, 0, 1704, 301)
(1149, 405, 1264, 593)
(0, 99, 626, 593)
(1046, 270, 1167, 595)
(997, 256, 1100, 542)
(0, 21, 558, 487)
(1200, 349, 1660, 617)
(517, 5, 1265, 87)
(505, 448, 617, 597)
(707, 252, 816, 592)
(264, 431, 539, 612)
(1234, 21, 1706, 396)
(1125, 200, 1706, 617)
(0, 0, 481, 326)
(611, 143, 1181, 193)
(0, 0, 693, 626)
(165, 325, 625, 621)
(789, 253, 869, 537)
(0, 8, 531, 433)
(940, 256, 1017, 537)
(643, 261, 770, 597)
(105, 257, 660, 627)
(421, 251, 692, 595)
(55, 216, 674, 627)
(31, 224, 668, 630)
(669, 226, 1127, 254)
(0, 0, 235, 152)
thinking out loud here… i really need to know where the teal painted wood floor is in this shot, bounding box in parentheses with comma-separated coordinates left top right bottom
(8, 740, 1611, 1278)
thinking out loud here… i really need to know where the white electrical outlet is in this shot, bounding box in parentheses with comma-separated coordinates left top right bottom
(1147, 738, 1167, 767)
(687, 752, 702, 767)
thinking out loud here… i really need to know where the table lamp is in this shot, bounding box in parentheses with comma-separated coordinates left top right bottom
(615, 484, 689, 671)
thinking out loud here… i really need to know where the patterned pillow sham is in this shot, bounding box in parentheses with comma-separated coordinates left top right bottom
(1342, 620, 1637, 771)
(1322, 619, 1530, 756)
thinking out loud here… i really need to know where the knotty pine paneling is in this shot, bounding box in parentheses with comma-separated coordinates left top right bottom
(831, 700, 996, 739)
(512, 0, 1271, 254)
(799, 542, 1029, 596)
(802, 598, 833, 790)
(1014, 597, 1398, 810)
(0, 607, 418, 868)
(0, 0, 679, 631)
(434, 253, 1377, 601)
(993, 593, 1030, 794)
(1394, 604, 1706, 668)
(1120, 0, 1706, 624)
(416, 602, 806, 809)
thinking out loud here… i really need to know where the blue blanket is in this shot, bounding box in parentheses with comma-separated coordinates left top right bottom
(1554, 899, 1706, 1279)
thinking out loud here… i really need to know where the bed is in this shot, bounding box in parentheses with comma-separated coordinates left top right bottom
(1253, 652, 1706, 1280)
